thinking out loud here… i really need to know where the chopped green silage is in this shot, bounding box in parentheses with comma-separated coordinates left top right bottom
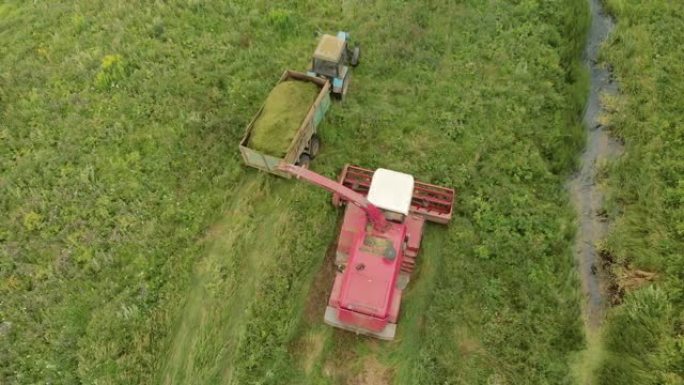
(249, 80, 320, 157)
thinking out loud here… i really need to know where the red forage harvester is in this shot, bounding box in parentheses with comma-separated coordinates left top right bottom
(278, 163, 454, 340)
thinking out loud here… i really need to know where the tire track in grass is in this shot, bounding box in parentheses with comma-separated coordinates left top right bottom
(161, 176, 263, 384)
(389, 227, 450, 384)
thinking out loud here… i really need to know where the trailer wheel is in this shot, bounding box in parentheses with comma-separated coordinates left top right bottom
(308, 134, 321, 158)
(297, 153, 311, 168)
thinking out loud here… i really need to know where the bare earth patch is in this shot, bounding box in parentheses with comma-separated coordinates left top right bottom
(618, 268, 656, 291)
(453, 326, 483, 357)
(348, 356, 393, 385)
(296, 330, 326, 374)
(602, 252, 657, 305)
(322, 337, 357, 383)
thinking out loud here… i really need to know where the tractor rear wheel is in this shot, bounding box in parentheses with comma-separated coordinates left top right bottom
(339, 74, 351, 101)
(351, 45, 360, 66)
(308, 134, 321, 158)
(297, 153, 311, 168)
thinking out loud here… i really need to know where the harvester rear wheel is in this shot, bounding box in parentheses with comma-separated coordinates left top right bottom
(308, 134, 321, 158)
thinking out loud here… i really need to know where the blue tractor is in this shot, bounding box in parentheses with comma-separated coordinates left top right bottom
(308, 31, 360, 100)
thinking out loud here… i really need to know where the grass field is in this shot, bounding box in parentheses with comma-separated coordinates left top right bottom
(594, 1, 684, 384)
(0, 1, 596, 384)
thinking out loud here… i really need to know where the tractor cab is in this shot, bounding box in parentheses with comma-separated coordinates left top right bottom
(308, 31, 360, 100)
(366, 169, 415, 223)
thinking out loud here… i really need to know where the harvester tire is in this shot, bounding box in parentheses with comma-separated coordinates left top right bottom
(308, 134, 321, 158)
(297, 153, 311, 168)
(351, 45, 360, 67)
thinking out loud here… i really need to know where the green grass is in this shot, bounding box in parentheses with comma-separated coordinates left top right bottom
(570, 328, 605, 385)
(594, 1, 684, 384)
(1, 0, 592, 384)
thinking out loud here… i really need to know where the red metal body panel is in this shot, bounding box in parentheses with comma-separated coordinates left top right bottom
(328, 274, 403, 332)
(329, 204, 406, 332)
(401, 214, 425, 273)
(339, 222, 405, 318)
(337, 204, 366, 261)
(405, 214, 425, 256)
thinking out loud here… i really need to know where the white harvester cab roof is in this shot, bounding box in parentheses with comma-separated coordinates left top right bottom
(313, 34, 345, 62)
(367, 168, 414, 216)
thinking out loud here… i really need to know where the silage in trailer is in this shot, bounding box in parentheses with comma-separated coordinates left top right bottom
(249, 80, 319, 156)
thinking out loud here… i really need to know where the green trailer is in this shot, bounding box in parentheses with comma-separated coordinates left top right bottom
(239, 70, 331, 178)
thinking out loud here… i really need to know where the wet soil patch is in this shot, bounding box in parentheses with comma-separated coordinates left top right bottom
(599, 249, 657, 306)
(568, 0, 624, 330)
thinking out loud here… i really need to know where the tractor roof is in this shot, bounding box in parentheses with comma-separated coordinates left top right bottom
(367, 169, 415, 216)
(313, 34, 345, 62)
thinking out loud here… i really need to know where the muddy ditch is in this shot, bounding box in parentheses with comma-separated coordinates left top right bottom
(568, 0, 624, 330)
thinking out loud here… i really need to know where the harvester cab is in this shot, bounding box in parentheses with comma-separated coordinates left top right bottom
(277, 163, 454, 341)
(308, 31, 360, 100)
(366, 169, 414, 223)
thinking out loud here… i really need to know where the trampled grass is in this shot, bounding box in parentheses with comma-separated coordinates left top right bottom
(1, 0, 595, 384)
